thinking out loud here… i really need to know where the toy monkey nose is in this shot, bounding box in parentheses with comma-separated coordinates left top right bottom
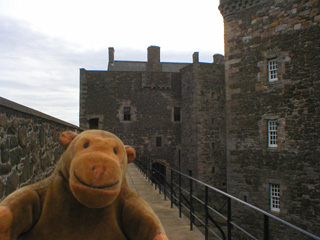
(92, 166, 106, 182)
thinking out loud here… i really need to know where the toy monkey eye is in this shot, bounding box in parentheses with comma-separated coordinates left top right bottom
(113, 148, 118, 155)
(84, 142, 90, 148)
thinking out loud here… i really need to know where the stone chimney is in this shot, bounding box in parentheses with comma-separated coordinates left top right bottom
(213, 54, 225, 64)
(147, 46, 162, 72)
(109, 47, 115, 65)
(193, 52, 199, 63)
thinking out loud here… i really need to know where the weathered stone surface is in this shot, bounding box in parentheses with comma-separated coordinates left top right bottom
(9, 136, 18, 148)
(0, 98, 80, 199)
(0, 178, 4, 199)
(220, 0, 320, 237)
(1, 143, 9, 163)
(6, 171, 19, 195)
(18, 127, 27, 147)
(19, 158, 33, 183)
(0, 115, 8, 127)
(180, 63, 226, 189)
(12, 119, 19, 129)
(9, 148, 20, 165)
(0, 163, 12, 175)
(39, 126, 45, 147)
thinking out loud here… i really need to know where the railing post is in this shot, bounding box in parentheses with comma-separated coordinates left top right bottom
(179, 170, 182, 218)
(143, 156, 146, 177)
(189, 170, 193, 231)
(264, 215, 269, 240)
(205, 186, 209, 240)
(141, 156, 144, 175)
(170, 169, 174, 208)
(164, 165, 167, 200)
(152, 160, 156, 189)
(148, 158, 151, 182)
(147, 157, 150, 180)
(146, 157, 149, 181)
(227, 197, 232, 240)
(158, 163, 161, 194)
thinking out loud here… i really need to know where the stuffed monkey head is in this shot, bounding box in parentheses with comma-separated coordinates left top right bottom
(59, 130, 136, 209)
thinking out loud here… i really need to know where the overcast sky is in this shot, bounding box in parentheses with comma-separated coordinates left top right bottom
(0, 0, 224, 126)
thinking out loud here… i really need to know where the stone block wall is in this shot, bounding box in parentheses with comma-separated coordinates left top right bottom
(80, 69, 182, 166)
(181, 63, 226, 189)
(0, 97, 81, 200)
(220, 0, 320, 237)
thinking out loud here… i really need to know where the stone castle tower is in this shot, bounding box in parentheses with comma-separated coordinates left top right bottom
(80, 46, 226, 188)
(219, 0, 320, 237)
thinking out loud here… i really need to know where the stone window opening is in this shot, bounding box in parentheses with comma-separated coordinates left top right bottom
(174, 107, 181, 122)
(123, 107, 131, 121)
(88, 118, 99, 129)
(268, 120, 277, 147)
(270, 184, 280, 212)
(156, 136, 162, 147)
(268, 59, 278, 82)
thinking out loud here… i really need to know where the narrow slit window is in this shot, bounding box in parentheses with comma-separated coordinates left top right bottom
(268, 120, 278, 147)
(123, 107, 131, 121)
(174, 107, 181, 122)
(268, 59, 278, 82)
(156, 136, 162, 147)
(270, 184, 280, 212)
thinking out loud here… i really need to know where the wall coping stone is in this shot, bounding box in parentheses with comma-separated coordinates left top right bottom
(0, 97, 80, 129)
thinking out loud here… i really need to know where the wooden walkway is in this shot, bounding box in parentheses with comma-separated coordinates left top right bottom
(126, 164, 204, 240)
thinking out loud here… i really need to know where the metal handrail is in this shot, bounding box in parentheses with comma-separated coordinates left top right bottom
(134, 155, 320, 240)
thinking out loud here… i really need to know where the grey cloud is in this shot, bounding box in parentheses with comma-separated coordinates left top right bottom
(0, 16, 111, 125)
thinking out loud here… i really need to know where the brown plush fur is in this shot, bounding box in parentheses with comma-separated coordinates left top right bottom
(0, 130, 168, 240)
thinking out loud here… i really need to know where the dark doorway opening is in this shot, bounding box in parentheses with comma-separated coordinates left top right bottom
(89, 118, 99, 129)
(152, 162, 166, 186)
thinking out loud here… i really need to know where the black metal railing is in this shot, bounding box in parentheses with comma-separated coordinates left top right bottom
(134, 155, 320, 240)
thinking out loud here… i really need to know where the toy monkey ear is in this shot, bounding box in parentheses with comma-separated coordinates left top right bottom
(59, 131, 78, 148)
(125, 145, 136, 163)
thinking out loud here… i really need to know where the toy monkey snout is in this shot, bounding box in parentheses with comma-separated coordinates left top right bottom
(71, 154, 121, 189)
(92, 166, 105, 182)
(69, 154, 123, 208)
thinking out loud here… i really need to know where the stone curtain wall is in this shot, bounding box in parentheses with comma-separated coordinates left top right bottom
(0, 97, 80, 200)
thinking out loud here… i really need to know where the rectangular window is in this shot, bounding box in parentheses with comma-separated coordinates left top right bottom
(268, 59, 278, 82)
(270, 184, 280, 212)
(123, 107, 131, 121)
(268, 121, 277, 147)
(156, 136, 162, 147)
(174, 107, 181, 122)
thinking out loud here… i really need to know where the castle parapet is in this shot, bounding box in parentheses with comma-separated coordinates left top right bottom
(219, 0, 267, 19)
